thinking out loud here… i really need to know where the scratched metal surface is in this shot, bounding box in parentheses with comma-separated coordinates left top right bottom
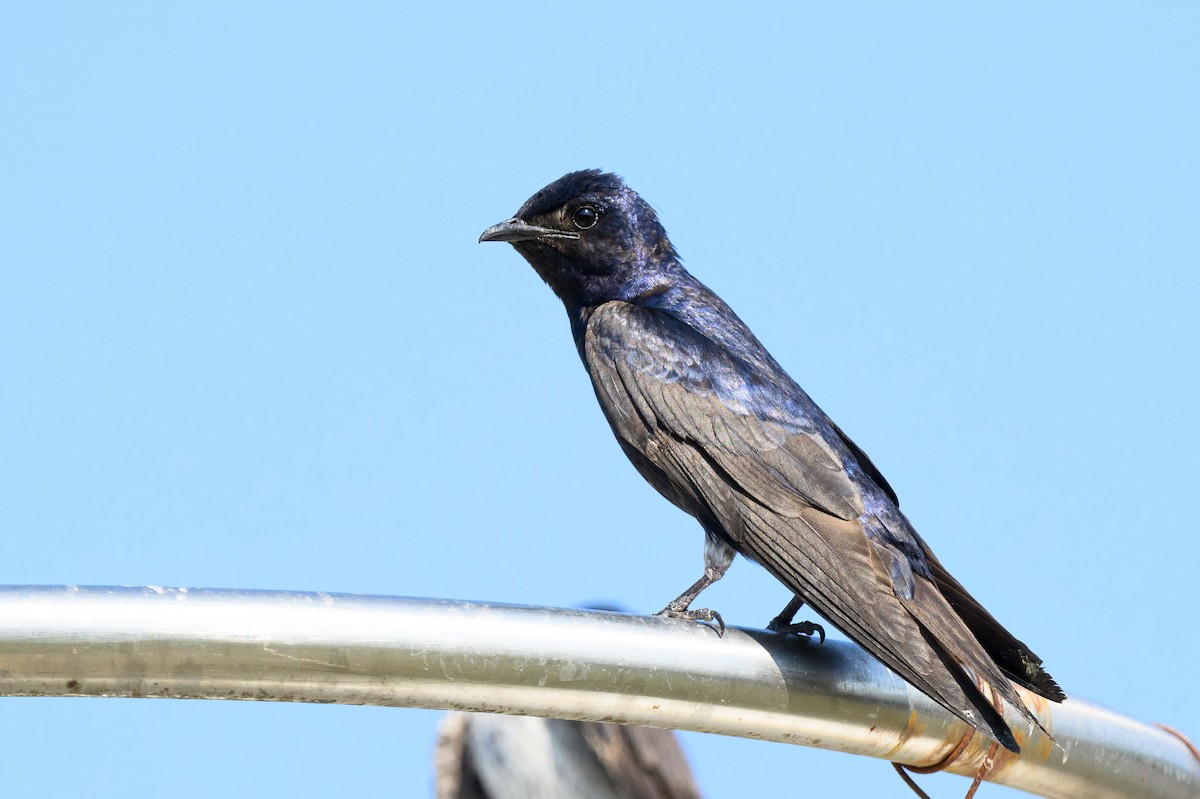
(0, 586, 1194, 799)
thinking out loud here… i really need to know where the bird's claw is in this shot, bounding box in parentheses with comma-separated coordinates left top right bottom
(767, 618, 825, 644)
(655, 605, 726, 637)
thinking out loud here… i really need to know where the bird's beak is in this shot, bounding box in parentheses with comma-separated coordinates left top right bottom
(478, 218, 580, 244)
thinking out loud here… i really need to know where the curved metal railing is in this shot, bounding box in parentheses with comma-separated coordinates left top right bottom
(0, 586, 1194, 798)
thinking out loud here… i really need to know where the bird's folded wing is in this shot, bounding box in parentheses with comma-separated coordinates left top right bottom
(583, 301, 1030, 746)
(584, 301, 866, 523)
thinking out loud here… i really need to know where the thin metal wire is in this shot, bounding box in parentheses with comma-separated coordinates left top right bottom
(0, 586, 1196, 799)
(1158, 724, 1200, 766)
(894, 683, 1001, 799)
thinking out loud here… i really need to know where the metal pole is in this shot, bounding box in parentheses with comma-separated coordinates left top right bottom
(0, 586, 1193, 798)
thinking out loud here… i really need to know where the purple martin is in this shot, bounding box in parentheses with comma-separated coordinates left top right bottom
(479, 170, 1064, 752)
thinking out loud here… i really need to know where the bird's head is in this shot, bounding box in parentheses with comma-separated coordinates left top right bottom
(479, 170, 681, 308)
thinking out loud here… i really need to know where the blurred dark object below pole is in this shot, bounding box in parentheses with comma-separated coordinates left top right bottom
(435, 712, 702, 799)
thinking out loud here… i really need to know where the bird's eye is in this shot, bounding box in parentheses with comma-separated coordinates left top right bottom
(572, 205, 599, 230)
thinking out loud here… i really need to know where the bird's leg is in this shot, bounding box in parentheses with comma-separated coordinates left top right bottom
(655, 534, 733, 636)
(767, 594, 825, 644)
(656, 568, 726, 634)
(767, 594, 804, 630)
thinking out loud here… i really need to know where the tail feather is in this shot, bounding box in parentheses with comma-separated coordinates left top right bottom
(924, 553, 1065, 702)
(749, 505, 1032, 752)
(899, 576, 1055, 744)
(917, 623, 1019, 752)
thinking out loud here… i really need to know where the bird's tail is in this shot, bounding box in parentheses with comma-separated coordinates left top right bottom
(746, 507, 1021, 752)
(917, 543, 1065, 702)
(895, 572, 1056, 748)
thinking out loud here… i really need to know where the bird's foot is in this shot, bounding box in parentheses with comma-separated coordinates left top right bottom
(655, 604, 725, 637)
(767, 616, 825, 644)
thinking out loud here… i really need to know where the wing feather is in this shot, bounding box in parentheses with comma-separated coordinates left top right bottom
(583, 301, 1045, 750)
(586, 303, 864, 523)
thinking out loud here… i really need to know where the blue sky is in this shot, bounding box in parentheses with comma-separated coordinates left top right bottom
(2, 3, 1197, 796)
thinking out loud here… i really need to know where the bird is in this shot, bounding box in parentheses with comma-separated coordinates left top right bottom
(435, 712, 701, 799)
(479, 169, 1064, 754)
